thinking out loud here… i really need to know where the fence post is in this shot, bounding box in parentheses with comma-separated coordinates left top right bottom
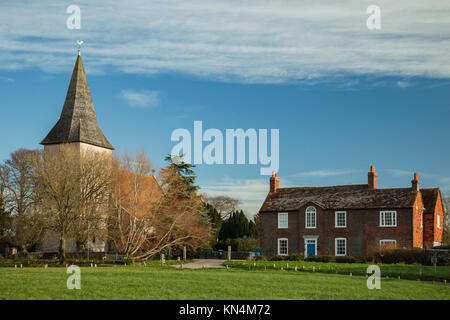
(227, 246, 231, 261)
(160, 253, 165, 265)
(183, 246, 187, 261)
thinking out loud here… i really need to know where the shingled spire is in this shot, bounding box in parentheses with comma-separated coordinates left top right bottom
(40, 54, 114, 150)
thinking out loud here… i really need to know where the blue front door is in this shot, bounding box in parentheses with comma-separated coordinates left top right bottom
(307, 243, 315, 258)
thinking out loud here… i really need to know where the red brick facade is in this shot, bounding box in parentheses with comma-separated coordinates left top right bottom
(423, 191, 444, 249)
(259, 167, 444, 259)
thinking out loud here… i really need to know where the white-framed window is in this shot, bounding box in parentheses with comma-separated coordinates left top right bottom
(380, 239, 397, 249)
(335, 238, 346, 256)
(278, 212, 288, 229)
(335, 211, 346, 228)
(437, 215, 441, 229)
(278, 238, 288, 256)
(380, 211, 397, 227)
(305, 206, 316, 229)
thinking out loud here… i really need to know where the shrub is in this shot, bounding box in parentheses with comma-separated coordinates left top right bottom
(287, 254, 304, 261)
(269, 255, 285, 261)
(214, 238, 240, 251)
(373, 248, 427, 265)
(124, 256, 134, 265)
(236, 236, 259, 251)
(308, 255, 333, 262)
(335, 256, 356, 263)
(433, 244, 450, 249)
(254, 256, 266, 261)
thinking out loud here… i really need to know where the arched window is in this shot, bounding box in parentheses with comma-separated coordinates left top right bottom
(305, 206, 316, 228)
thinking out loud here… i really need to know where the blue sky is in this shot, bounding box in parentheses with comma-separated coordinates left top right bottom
(0, 1, 449, 215)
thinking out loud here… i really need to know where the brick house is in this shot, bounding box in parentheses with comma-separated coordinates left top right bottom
(258, 166, 444, 259)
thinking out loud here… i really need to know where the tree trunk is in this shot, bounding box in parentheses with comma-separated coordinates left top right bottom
(59, 238, 66, 263)
(76, 240, 82, 253)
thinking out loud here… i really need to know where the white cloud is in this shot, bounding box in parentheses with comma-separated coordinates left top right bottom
(121, 90, 160, 108)
(295, 169, 353, 177)
(397, 81, 414, 88)
(0, 1, 449, 84)
(0, 76, 14, 83)
(201, 177, 268, 216)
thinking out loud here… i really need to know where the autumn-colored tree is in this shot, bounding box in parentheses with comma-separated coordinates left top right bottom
(108, 151, 212, 259)
(107, 151, 162, 256)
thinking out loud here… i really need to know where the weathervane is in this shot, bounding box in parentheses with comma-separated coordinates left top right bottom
(77, 40, 84, 55)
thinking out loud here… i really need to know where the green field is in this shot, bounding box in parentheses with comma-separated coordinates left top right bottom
(225, 260, 450, 282)
(1, 264, 449, 300)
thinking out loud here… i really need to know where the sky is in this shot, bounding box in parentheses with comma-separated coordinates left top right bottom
(0, 1, 449, 216)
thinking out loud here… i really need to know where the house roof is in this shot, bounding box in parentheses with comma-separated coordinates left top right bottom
(420, 188, 440, 214)
(40, 54, 114, 150)
(259, 184, 420, 212)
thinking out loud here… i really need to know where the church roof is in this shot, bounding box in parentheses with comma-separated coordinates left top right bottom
(40, 54, 114, 150)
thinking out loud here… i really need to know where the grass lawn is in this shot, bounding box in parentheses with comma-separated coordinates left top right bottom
(0, 264, 449, 300)
(225, 260, 450, 282)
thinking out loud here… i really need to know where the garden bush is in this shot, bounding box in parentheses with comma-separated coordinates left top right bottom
(269, 255, 286, 261)
(287, 254, 304, 261)
(307, 255, 333, 262)
(335, 256, 356, 263)
(373, 248, 427, 265)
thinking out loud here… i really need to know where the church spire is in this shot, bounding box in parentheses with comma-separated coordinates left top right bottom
(40, 52, 114, 150)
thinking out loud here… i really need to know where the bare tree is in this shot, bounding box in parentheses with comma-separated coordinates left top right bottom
(108, 151, 212, 259)
(2, 149, 44, 250)
(0, 164, 8, 202)
(443, 196, 450, 245)
(33, 145, 111, 261)
(204, 195, 240, 219)
(108, 151, 162, 256)
(253, 211, 262, 248)
(136, 165, 212, 259)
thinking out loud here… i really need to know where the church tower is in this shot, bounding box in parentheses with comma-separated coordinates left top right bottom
(40, 51, 114, 155)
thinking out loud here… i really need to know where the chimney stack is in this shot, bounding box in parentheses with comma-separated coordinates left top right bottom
(411, 172, 420, 191)
(270, 172, 279, 193)
(368, 165, 377, 189)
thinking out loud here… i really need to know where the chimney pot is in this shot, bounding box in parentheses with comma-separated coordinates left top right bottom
(368, 165, 377, 189)
(270, 172, 279, 193)
(412, 172, 420, 191)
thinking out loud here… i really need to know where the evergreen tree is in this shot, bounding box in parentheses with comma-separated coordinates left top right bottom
(218, 210, 256, 240)
(164, 154, 199, 192)
(203, 203, 222, 230)
(201, 203, 223, 244)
